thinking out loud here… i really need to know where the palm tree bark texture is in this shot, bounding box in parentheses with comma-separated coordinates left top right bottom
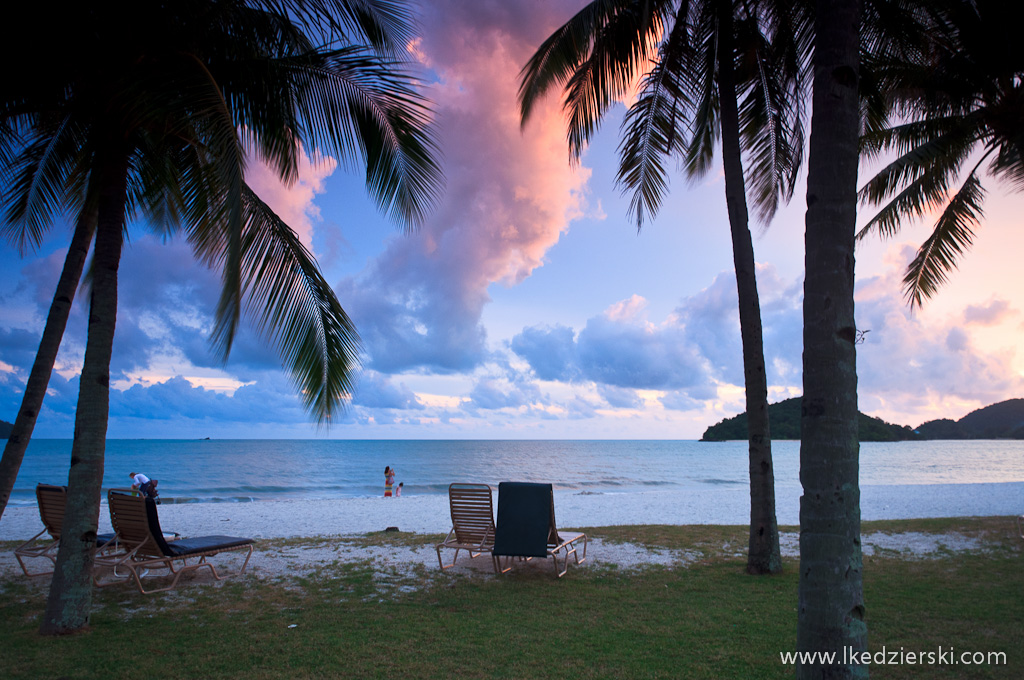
(39, 147, 128, 635)
(797, 0, 866, 678)
(713, 0, 782, 576)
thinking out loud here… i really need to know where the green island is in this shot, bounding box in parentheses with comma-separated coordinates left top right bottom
(701, 397, 1024, 442)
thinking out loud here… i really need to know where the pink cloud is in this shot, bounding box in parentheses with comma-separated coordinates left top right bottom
(963, 298, 1015, 326)
(854, 246, 1024, 425)
(339, 0, 594, 372)
(244, 147, 337, 254)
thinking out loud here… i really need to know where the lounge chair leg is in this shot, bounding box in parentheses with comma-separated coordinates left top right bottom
(437, 547, 461, 570)
(14, 552, 56, 578)
(238, 544, 254, 575)
(13, 530, 57, 577)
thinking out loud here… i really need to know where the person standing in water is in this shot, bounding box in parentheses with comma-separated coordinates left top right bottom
(395, 482, 403, 497)
(384, 466, 396, 497)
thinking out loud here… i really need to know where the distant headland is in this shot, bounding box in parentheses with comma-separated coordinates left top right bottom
(0, 419, 12, 439)
(701, 397, 1024, 442)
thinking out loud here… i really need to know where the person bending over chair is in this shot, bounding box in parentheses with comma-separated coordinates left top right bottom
(129, 472, 159, 500)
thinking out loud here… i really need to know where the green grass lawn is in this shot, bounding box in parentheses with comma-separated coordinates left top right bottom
(1, 517, 1020, 679)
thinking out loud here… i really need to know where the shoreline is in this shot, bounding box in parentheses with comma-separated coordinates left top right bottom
(1, 481, 1021, 541)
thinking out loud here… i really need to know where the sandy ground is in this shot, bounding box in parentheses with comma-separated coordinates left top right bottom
(1, 482, 1020, 583)
(3, 482, 1020, 542)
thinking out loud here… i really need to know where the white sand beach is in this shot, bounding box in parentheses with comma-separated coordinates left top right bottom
(2, 481, 1021, 541)
(1, 482, 1020, 581)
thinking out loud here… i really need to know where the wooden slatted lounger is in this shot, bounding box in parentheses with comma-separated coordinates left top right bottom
(95, 489, 254, 594)
(436, 483, 496, 570)
(15, 484, 115, 577)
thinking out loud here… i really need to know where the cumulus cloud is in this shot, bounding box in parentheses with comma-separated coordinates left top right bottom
(0, 138, 344, 434)
(512, 295, 714, 392)
(855, 246, 1024, 423)
(244, 146, 337, 255)
(659, 390, 704, 412)
(504, 242, 1024, 430)
(670, 265, 803, 388)
(0, 327, 44, 381)
(111, 374, 308, 424)
(336, 0, 592, 374)
(510, 266, 802, 399)
(597, 384, 643, 409)
(508, 324, 579, 382)
(351, 370, 423, 410)
(963, 298, 1014, 326)
(576, 306, 707, 390)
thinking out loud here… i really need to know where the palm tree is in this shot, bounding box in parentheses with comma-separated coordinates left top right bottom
(858, 0, 1024, 307)
(797, 0, 866, 676)
(0, 212, 95, 521)
(518, 0, 812, 574)
(1, 0, 441, 634)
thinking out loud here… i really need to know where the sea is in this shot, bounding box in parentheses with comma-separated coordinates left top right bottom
(7, 439, 1024, 507)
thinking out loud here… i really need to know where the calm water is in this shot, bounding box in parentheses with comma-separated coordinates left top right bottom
(8, 439, 1024, 507)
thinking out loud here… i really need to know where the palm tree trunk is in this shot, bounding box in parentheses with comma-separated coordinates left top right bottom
(39, 152, 127, 636)
(797, 0, 865, 677)
(715, 0, 781, 576)
(0, 207, 97, 521)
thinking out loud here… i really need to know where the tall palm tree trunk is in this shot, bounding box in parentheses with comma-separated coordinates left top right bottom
(39, 151, 127, 636)
(0, 208, 97, 521)
(797, 0, 865, 676)
(715, 0, 781, 575)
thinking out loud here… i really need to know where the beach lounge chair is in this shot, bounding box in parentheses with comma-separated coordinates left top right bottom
(95, 489, 254, 594)
(491, 482, 587, 578)
(14, 484, 115, 577)
(436, 483, 496, 569)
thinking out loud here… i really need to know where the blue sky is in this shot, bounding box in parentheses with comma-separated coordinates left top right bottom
(2, 0, 1023, 439)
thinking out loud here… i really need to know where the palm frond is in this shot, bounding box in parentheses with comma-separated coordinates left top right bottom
(736, 12, 809, 223)
(519, 1, 652, 124)
(858, 123, 982, 239)
(143, 52, 252, 360)
(518, 0, 673, 160)
(616, 18, 693, 229)
(989, 134, 1024, 192)
(1, 118, 87, 253)
(256, 0, 417, 57)
(860, 112, 977, 158)
(233, 186, 361, 423)
(682, 8, 719, 179)
(289, 48, 443, 229)
(903, 168, 985, 307)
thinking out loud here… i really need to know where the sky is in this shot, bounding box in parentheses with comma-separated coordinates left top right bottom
(2, 0, 1022, 440)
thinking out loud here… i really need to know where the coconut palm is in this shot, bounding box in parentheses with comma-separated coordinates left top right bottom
(518, 0, 812, 574)
(797, 0, 867, 675)
(0, 213, 95, 522)
(1, 0, 441, 634)
(859, 0, 1024, 307)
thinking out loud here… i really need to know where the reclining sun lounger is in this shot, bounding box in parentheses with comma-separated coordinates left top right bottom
(491, 482, 587, 578)
(436, 483, 497, 569)
(95, 489, 254, 594)
(14, 484, 115, 577)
